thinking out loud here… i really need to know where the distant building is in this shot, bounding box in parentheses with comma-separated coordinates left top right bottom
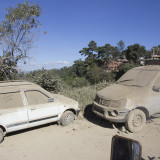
(152, 45, 160, 59)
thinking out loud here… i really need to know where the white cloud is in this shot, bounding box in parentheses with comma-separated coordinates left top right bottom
(18, 60, 72, 72)
(43, 61, 69, 65)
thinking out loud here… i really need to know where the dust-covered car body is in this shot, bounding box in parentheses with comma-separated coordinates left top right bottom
(93, 65, 160, 131)
(0, 81, 79, 142)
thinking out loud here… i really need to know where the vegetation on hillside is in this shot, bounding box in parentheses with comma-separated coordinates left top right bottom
(0, 2, 157, 112)
(0, 1, 42, 81)
(18, 40, 153, 112)
(21, 40, 152, 88)
(61, 81, 109, 112)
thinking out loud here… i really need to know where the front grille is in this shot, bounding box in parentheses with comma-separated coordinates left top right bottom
(93, 106, 104, 114)
(95, 96, 110, 107)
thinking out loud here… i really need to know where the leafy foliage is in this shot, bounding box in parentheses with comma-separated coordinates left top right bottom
(20, 40, 155, 90)
(25, 69, 63, 93)
(61, 81, 109, 111)
(85, 66, 107, 84)
(125, 44, 147, 64)
(117, 40, 125, 53)
(117, 40, 125, 57)
(72, 77, 89, 88)
(116, 63, 135, 80)
(97, 44, 118, 60)
(0, 1, 41, 80)
(79, 40, 97, 58)
(79, 40, 123, 63)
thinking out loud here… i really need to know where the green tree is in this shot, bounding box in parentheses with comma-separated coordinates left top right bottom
(0, 1, 42, 80)
(97, 44, 112, 60)
(145, 50, 152, 59)
(26, 68, 63, 93)
(59, 66, 77, 86)
(85, 66, 108, 84)
(117, 40, 125, 57)
(72, 60, 87, 77)
(72, 77, 89, 87)
(79, 40, 97, 59)
(97, 43, 119, 59)
(125, 44, 147, 64)
(116, 63, 135, 80)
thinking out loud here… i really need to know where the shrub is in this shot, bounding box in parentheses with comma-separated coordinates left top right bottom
(106, 71, 116, 83)
(72, 77, 89, 88)
(86, 66, 108, 84)
(26, 69, 63, 93)
(116, 63, 135, 80)
(61, 81, 109, 112)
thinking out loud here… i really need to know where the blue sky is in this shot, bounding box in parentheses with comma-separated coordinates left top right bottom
(0, 0, 160, 71)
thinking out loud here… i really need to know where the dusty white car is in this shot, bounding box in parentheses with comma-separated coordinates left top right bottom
(93, 65, 160, 132)
(0, 81, 80, 143)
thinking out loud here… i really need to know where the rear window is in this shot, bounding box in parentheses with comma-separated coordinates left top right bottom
(0, 92, 23, 109)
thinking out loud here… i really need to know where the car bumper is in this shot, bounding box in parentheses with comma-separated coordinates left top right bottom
(92, 102, 129, 123)
(75, 109, 80, 116)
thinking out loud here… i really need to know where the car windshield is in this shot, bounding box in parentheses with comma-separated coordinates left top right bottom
(117, 69, 157, 87)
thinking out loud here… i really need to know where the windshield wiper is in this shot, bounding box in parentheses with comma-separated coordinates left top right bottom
(116, 79, 133, 84)
(129, 84, 142, 87)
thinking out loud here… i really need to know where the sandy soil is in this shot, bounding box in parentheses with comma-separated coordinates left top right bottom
(0, 115, 160, 160)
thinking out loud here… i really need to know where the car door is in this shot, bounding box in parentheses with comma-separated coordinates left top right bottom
(0, 91, 28, 132)
(148, 75, 160, 115)
(24, 90, 59, 128)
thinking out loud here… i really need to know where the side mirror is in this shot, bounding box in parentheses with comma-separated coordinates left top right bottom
(110, 135, 142, 160)
(153, 85, 160, 92)
(48, 98, 54, 102)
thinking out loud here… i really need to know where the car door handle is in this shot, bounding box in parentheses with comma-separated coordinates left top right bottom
(31, 108, 36, 111)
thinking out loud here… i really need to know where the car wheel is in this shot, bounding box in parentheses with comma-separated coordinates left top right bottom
(60, 111, 75, 126)
(125, 109, 146, 133)
(0, 128, 4, 143)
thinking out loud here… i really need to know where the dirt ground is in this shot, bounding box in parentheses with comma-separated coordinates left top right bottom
(0, 114, 160, 160)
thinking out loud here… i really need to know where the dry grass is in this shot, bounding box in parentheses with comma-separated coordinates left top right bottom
(61, 81, 110, 112)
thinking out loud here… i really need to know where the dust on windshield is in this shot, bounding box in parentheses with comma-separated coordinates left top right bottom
(117, 69, 157, 87)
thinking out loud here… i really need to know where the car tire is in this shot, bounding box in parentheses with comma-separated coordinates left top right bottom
(60, 111, 75, 126)
(0, 128, 4, 143)
(125, 109, 146, 133)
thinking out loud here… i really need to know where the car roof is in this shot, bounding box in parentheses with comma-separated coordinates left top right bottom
(0, 81, 46, 94)
(0, 81, 33, 87)
(133, 65, 160, 71)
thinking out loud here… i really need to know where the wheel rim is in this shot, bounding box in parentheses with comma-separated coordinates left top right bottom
(65, 114, 74, 124)
(132, 115, 142, 127)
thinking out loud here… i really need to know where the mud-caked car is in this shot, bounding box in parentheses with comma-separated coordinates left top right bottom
(93, 65, 160, 132)
(0, 81, 80, 142)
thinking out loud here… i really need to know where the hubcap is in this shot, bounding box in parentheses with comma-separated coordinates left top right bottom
(132, 115, 142, 127)
(65, 114, 74, 124)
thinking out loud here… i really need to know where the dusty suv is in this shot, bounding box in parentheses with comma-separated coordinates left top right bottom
(93, 65, 160, 132)
(0, 81, 80, 142)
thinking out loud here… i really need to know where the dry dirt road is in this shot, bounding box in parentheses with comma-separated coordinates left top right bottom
(0, 116, 160, 160)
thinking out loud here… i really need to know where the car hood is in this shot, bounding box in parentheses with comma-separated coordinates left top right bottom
(97, 83, 141, 101)
(51, 94, 78, 107)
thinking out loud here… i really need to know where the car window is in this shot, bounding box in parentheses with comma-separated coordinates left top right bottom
(0, 92, 23, 109)
(25, 90, 49, 105)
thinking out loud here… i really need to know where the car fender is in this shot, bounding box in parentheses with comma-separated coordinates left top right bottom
(0, 123, 7, 135)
